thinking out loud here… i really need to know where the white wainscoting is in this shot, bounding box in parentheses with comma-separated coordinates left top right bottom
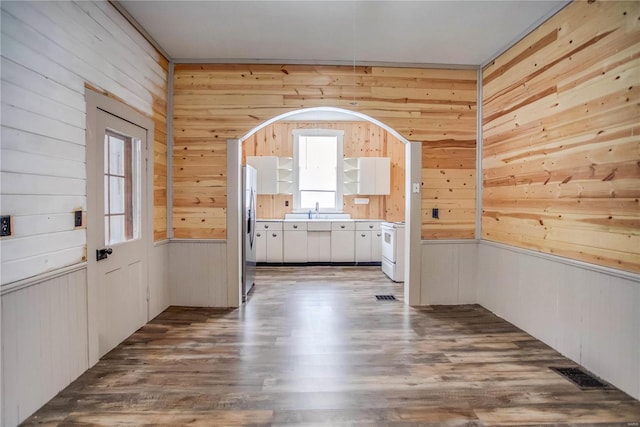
(1, 267, 89, 427)
(477, 241, 640, 400)
(420, 241, 477, 305)
(169, 240, 229, 307)
(149, 240, 170, 319)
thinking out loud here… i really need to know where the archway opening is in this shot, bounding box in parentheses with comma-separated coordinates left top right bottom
(226, 107, 421, 307)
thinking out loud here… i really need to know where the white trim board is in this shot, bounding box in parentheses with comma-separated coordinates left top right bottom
(0, 262, 87, 296)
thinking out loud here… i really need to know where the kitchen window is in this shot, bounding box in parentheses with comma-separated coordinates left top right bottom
(293, 129, 344, 212)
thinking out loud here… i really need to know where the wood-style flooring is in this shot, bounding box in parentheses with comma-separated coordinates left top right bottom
(24, 267, 639, 426)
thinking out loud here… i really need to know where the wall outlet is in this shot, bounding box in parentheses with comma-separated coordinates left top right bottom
(0, 215, 11, 237)
(432, 208, 439, 219)
(74, 210, 83, 227)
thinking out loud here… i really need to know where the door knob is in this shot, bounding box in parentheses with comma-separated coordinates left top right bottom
(96, 247, 113, 261)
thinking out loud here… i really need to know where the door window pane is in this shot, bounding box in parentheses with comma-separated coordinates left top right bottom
(109, 176, 125, 214)
(104, 130, 141, 244)
(109, 215, 126, 244)
(109, 136, 124, 175)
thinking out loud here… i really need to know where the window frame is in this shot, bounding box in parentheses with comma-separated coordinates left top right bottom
(104, 129, 141, 245)
(292, 128, 344, 213)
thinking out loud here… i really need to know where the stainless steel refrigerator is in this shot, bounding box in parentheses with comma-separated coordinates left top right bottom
(242, 165, 257, 302)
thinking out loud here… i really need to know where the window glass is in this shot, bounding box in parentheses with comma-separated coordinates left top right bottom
(104, 131, 141, 244)
(293, 130, 344, 212)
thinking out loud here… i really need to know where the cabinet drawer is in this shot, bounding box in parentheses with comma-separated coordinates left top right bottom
(283, 221, 307, 231)
(355, 221, 381, 231)
(331, 221, 355, 231)
(257, 221, 282, 231)
(307, 221, 331, 231)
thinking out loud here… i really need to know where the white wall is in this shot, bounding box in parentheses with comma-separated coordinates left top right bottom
(0, 0, 166, 286)
(1, 267, 88, 426)
(0, 2, 168, 425)
(150, 241, 170, 319)
(477, 241, 640, 400)
(420, 241, 477, 305)
(169, 240, 229, 307)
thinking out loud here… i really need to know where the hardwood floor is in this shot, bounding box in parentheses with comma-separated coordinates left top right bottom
(24, 267, 639, 426)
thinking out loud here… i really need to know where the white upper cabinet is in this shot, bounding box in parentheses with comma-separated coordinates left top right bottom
(343, 157, 390, 195)
(247, 156, 292, 195)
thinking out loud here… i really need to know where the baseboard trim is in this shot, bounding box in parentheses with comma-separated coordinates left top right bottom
(257, 261, 382, 267)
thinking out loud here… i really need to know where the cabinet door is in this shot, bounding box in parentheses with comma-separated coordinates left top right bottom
(375, 157, 391, 195)
(355, 231, 372, 262)
(308, 231, 331, 262)
(331, 230, 355, 262)
(255, 229, 267, 263)
(260, 156, 278, 195)
(283, 230, 307, 262)
(357, 158, 376, 195)
(371, 230, 382, 262)
(266, 231, 283, 263)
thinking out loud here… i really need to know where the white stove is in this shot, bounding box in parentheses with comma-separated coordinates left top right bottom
(380, 221, 405, 282)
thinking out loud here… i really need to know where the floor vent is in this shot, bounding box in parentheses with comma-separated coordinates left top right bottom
(376, 295, 397, 301)
(550, 367, 609, 389)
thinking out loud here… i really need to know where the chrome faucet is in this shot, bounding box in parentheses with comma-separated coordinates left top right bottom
(315, 201, 320, 219)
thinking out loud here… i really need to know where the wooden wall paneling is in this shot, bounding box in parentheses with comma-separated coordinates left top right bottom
(482, 0, 640, 273)
(239, 121, 406, 221)
(0, 2, 168, 285)
(173, 64, 477, 237)
(421, 138, 477, 239)
(385, 133, 406, 222)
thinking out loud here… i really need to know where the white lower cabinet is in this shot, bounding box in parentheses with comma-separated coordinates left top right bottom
(257, 220, 381, 264)
(255, 228, 267, 262)
(372, 229, 382, 261)
(355, 221, 382, 262)
(331, 221, 355, 262)
(308, 231, 331, 262)
(283, 222, 307, 262)
(355, 231, 372, 262)
(266, 231, 283, 263)
(257, 221, 283, 263)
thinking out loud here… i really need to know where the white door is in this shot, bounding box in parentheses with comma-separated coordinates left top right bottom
(94, 109, 148, 357)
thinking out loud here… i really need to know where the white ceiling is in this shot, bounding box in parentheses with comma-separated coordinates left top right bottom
(119, 0, 568, 66)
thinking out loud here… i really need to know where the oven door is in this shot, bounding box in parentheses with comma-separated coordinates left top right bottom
(381, 225, 396, 263)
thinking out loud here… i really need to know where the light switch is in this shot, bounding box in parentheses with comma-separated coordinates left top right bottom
(412, 183, 420, 193)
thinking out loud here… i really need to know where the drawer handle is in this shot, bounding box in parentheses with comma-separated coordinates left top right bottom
(256, 233, 261, 237)
(293, 224, 298, 229)
(369, 225, 373, 229)
(340, 225, 345, 229)
(272, 233, 277, 237)
(377, 233, 381, 237)
(264, 225, 269, 229)
(361, 233, 366, 237)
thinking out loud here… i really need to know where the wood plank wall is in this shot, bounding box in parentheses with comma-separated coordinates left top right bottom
(0, 1, 168, 285)
(482, 0, 640, 273)
(242, 121, 405, 221)
(173, 64, 477, 239)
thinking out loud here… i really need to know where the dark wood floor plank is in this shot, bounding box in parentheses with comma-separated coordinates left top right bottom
(23, 266, 639, 426)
